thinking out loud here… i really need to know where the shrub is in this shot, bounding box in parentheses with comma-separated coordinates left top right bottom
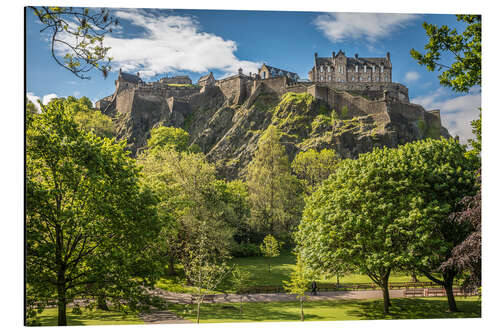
(231, 242, 261, 257)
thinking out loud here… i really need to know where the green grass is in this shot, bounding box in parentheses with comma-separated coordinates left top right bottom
(33, 308, 144, 326)
(224, 252, 430, 291)
(155, 252, 432, 294)
(169, 297, 481, 323)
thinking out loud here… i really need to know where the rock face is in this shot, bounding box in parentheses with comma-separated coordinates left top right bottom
(96, 74, 450, 180)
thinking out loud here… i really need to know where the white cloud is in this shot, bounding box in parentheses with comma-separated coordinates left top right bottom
(313, 13, 419, 43)
(404, 71, 421, 83)
(26, 92, 58, 112)
(412, 88, 481, 144)
(59, 10, 262, 78)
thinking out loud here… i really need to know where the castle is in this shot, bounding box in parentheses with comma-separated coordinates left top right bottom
(95, 50, 444, 159)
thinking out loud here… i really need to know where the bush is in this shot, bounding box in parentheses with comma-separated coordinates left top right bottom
(231, 242, 261, 257)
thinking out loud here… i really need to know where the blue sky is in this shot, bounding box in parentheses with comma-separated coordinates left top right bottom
(26, 8, 481, 143)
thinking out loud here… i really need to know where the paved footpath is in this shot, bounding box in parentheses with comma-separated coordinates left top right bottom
(141, 288, 406, 324)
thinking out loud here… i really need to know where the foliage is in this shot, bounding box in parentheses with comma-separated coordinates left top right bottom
(465, 111, 481, 162)
(440, 170, 481, 291)
(410, 15, 481, 93)
(26, 99, 162, 326)
(260, 234, 280, 258)
(283, 254, 310, 321)
(231, 242, 261, 257)
(246, 126, 304, 239)
(292, 148, 339, 194)
(295, 138, 477, 313)
(29, 6, 118, 79)
(26, 99, 38, 114)
(137, 148, 235, 279)
(147, 126, 191, 152)
(231, 267, 252, 313)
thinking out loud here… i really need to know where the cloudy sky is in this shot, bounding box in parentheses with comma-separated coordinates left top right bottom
(25, 8, 480, 143)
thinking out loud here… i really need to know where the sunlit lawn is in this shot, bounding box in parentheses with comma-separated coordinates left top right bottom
(34, 308, 143, 326)
(157, 252, 431, 294)
(169, 297, 481, 323)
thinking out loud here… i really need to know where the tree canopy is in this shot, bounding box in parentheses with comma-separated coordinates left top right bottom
(26, 99, 162, 325)
(410, 15, 481, 93)
(29, 6, 118, 79)
(295, 138, 477, 313)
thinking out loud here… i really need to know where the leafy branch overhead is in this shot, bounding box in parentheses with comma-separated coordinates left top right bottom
(30, 6, 118, 79)
(410, 15, 481, 93)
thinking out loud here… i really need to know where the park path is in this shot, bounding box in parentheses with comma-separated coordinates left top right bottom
(147, 287, 404, 304)
(141, 288, 406, 324)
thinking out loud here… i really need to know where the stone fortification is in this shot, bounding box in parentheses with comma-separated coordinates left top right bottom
(95, 66, 449, 178)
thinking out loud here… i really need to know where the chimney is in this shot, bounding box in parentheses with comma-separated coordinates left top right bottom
(332, 51, 335, 58)
(238, 68, 243, 75)
(386, 52, 391, 61)
(355, 53, 358, 59)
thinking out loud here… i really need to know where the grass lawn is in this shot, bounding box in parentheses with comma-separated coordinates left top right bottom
(33, 308, 144, 326)
(156, 252, 432, 294)
(169, 297, 481, 323)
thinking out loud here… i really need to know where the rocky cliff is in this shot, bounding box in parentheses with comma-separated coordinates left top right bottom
(97, 75, 450, 180)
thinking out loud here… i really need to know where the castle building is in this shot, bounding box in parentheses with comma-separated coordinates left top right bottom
(308, 50, 392, 83)
(258, 64, 299, 81)
(198, 72, 215, 86)
(159, 75, 192, 85)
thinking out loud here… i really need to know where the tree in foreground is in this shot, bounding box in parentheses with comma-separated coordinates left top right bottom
(26, 100, 162, 325)
(247, 125, 303, 239)
(440, 170, 481, 292)
(29, 6, 118, 79)
(295, 138, 477, 313)
(410, 15, 481, 93)
(183, 220, 232, 324)
(283, 254, 309, 321)
(260, 234, 280, 273)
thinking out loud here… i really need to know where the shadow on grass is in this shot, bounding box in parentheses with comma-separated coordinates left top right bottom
(36, 308, 143, 326)
(169, 302, 322, 322)
(345, 297, 481, 320)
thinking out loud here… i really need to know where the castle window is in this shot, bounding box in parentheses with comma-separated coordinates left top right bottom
(384, 76, 388, 82)
(320, 66, 324, 72)
(364, 65, 367, 73)
(320, 75, 324, 81)
(372, 66, 375, 73)
(352, 76, 355, 81)
(337, 78, 340, 82)
(381, 65, 384, 73)
(328, 75, 332, 81)
(327, 67, 331, 72)
(355, 65, 358, 72)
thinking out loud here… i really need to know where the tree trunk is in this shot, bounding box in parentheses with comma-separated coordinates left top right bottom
(168, 257, 176, 276)
(57, 283, 67, 326)
(97, 295, 109, 311)
(444, 271, 458, 312)
(381, 271, 391, 314)
(411, 272, 419, 283)
(196, 299, 201, 324)
(300, 297, 304, 321)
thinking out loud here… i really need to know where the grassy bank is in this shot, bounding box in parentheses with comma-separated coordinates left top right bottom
(169, 297, 481, 323)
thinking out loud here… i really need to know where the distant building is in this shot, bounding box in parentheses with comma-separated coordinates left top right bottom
(115, 68, 143, 93)
(159, 75, 192, 85)
(308, 50, 392, 83)
(258, 64, 299, 81)
(198, 72, 215, 86)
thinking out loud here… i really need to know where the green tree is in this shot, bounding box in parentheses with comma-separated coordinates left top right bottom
(247, 126, 304, 239)
(410, 15, 481, 93)
(292, 148, 339, 194)
(26, 99, 38, 115)
(231, 267, 251, 314)
(295, 138, 477, 313)
(465, 111, 481, 162)
(138, 148, 234, 279)
(29, 6, 118, 79)
(260, 234, 280, 273)
(26, 99, 162, 326)
(283, 254, 309, 321)
(147, 126, 191, 152)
